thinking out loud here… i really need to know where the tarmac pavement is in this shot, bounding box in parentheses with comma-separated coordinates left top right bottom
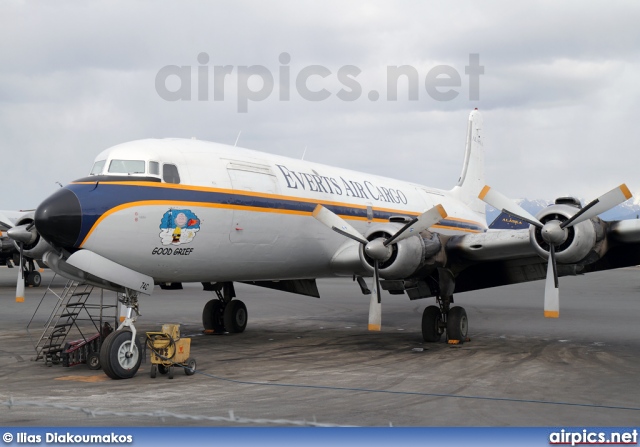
(0, 267, 639, 426)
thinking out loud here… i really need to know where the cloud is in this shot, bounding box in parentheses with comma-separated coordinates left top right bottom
(1, 0, 639, 210)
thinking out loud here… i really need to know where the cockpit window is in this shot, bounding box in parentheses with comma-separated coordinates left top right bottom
(90, 160, 106, 175)
(163, 164, 181, 184)
(149, 161, 160, 175)
(108, 159, 146, 174)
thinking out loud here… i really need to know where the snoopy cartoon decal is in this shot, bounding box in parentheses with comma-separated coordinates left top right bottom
(159, 209, 201, 246)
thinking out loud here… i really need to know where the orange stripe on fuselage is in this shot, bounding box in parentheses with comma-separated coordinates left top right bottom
(73, 182, 485, 247)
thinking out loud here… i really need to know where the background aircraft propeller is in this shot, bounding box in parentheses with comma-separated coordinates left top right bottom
(6, 222, 37, 303)
(479, 184, 631, 318)
(313, 204, 447, 331)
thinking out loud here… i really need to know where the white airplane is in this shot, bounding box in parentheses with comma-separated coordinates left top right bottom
(1, 210, 45, 293)
(9, 109, 640, 380)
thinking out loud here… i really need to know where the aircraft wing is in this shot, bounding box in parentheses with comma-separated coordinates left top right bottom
(0, 210, 22, 231)
(608, 219, 640, 243)
(447, 228, 535, 262)
(446, 218, 640, 294)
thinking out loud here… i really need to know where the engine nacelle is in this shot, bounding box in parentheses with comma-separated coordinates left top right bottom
(1, 237, 14, 253)
(11, 212, 53, 260)
(528, 203, 601, 264)
(359, 223, 441, 279)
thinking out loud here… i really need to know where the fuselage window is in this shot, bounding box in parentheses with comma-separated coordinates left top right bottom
(108, 159, 146, 174)
(90, 160, 106, 175)
(163, 164, 181, 184)
(149, 161, 160, 175)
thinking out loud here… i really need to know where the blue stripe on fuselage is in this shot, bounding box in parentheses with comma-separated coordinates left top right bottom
(67, 182, 484, 247)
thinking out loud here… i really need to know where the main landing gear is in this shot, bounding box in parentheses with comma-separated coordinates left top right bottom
(20, 258, 41, 287)
(202, 282, 248, 334)
(421, 295, 468, 344)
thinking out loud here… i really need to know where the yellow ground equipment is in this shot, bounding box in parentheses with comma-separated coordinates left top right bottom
(146, 324, 196, 379)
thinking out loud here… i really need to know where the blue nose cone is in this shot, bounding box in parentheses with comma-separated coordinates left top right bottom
(35, 188, 82, 249)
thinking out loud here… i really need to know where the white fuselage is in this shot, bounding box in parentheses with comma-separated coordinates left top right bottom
(72, 139, 486, 283)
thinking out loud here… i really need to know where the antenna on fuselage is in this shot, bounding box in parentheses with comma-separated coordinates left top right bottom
(234, 131, 241, 147)
(301, 146, 308, 160)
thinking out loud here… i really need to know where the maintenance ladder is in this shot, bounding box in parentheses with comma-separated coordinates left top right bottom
(27, 274, 118, 366)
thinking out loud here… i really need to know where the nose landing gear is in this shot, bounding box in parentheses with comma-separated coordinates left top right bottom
(100, 289, 142, 379)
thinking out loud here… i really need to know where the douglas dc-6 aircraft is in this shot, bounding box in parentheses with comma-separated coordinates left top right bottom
(7, 109, 640, 380)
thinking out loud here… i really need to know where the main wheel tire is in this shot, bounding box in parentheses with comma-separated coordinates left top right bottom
(223, 300, 248, 333)
(202, 299, 225, 333)
(422, 305, 443, 342)
(26, 271, 41, 287)
(447, 306, 468, 343)
(99, 329, 142, 380)
(185, 357, 196, 376)
(87, 352, 101, 370)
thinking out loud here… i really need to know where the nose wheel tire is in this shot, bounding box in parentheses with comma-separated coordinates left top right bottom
(224, 300, 247, 333)
(447, 306, 468, 343)
(100, 329, 142, 380)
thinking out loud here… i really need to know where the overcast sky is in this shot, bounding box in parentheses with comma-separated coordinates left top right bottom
(2, 1, 639, 210)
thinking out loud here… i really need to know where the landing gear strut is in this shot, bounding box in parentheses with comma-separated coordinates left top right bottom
(421, 295, 468, 343)
(202, 282, 247, 334)
(100, 289, 142, 379)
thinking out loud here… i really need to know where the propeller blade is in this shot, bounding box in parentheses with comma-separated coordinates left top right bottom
(544, 244, 559, 318)
(384, 204, 447, 246)
(368, 260, 382, 331)
(560, 184, 632, 229)
(479, 186, 543, 228)
(16, 243, 25, 303)
(312, 205, 368, 245)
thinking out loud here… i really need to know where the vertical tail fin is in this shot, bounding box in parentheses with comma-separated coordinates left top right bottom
(450, 109, 485, 217)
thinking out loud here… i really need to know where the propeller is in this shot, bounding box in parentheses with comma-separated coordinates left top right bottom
(6, 222, 37, 303)
(313, 204, 447, 331)
(480, 184, 632, 318)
